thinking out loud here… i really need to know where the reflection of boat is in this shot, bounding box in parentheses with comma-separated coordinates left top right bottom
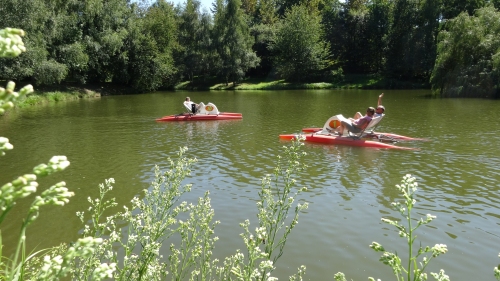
(156, 102, 242, 122)
(279, 114, 426, 150)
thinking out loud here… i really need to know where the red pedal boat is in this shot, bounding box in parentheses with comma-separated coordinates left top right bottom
(300, 128, 428, 142)
(279, 114, 427, 150)
(156, 102, 242, 121)
(279, 133, 417, 150)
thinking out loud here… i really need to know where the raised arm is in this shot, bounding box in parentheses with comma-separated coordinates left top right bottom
(378, 93, 384, 106)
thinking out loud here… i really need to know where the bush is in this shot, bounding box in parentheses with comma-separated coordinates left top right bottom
(33, 59, 68, 85)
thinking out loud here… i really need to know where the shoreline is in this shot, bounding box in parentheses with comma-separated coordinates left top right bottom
(7, 76, 430, 109)
(175, 75, 430, 91)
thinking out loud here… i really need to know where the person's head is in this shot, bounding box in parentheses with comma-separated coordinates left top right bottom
(185, 97, 191, 101)
(366, 107, 375, 116)
(376, 105, 385, 114)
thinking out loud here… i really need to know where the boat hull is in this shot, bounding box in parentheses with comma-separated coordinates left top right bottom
(301, 127, 428, 142)
(156, 112, 242, 121)
(279, 133, 417, 150)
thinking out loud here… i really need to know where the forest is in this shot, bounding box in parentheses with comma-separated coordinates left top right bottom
(0, 0, 499, 97)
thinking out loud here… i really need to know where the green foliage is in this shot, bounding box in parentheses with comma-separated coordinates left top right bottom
(342, 0, 371, 73)
(177, 0, 204, 81)
(198, 11, 219, 79)
(270, 4, 333, 82)
(0, 0, 180, 92)
(0, 27, 94, 281)
(257, 140, 309, 265)
(431, 6, 500, 97)
(256, 0, 278, 24)
(249, 23, 276, 77)
(143, 0, 178, 52)
(69, 149, 201, 280)
(57, 42, 89, 83)
(369, 175, 449, 281)
(141, 0, 179, 88)
(0, 0, 80, 85)
(21, 139, 308, 281)
(321, 0, 344, 64)
(385, 0, 417, 79)
(380, 0, 439, 81)
(495, 254, 500, 280)
(494, 0, 500, 9)
(415, 0, 441, 78)
(1, 0, 497, 90)
(33, 60, 68, 85)
(0, 30, 33, 115)
(335, 175, 450, 281)
(442, 0, 486, 19)
(365, 0, 391, 73)
(214, 139, 308, 280)
(212, 0, 260, 84)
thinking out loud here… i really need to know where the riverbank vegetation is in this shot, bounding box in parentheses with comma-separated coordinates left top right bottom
(174, 74, 428, 90)
(1, 0, 500, 97)
(14, 89, 100, 108)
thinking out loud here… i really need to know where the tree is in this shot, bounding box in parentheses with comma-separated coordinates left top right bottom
(134, 0, 178, 89)
(256, 0, 278, 25)
(76, 0, 131, 84)
(0, 0, 73, 84)
(212, 0, 260, 84)
(198, 11, 219, 79)
(321, 0, 346, 71)
(430, 6, 500, 97)
(442, 0, 485, 20)
(241, 0, 258, 18)
(177, 0, 203, 81)
(343, 0, 371, 73)
(143, 0, 178, 59)
(384, 0, 415, 79)
(248, 23, 276, 78)
(412, 0, 441, 79)
(210, 0, 226, 77)
(492, 0, 500, 9)
(270, 4, 333, 82)
(364, 0, 391, 73)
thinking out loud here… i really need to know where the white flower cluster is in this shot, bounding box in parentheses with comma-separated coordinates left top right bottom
(1, 173, 38, 208)
(0, 137, 13, 156)
(33, 156, 71, 176)
(0, 28, 26, 57)
(366, 174, 449, 281)
(36, 237, 113, 280)
(0, 81, 34, 114)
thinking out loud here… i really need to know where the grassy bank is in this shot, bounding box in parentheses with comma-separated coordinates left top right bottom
(6, 73, 430, 110)
(10, 82, 139, 109)
(174, 74, 431, 91)
(16, 89, 100, 108)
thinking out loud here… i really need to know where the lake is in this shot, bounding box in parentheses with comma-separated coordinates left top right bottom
(1, 89, 499, 280)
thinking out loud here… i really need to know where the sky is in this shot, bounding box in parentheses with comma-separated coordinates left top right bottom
(173, 0, 213, 12)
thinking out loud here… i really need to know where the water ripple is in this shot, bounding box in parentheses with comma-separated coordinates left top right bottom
(1, 92, 500, 280)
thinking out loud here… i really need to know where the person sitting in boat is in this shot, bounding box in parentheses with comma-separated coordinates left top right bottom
(337, 107, 375, 136)
(354, 93, 385, 119)
(184, 97, 199, 114)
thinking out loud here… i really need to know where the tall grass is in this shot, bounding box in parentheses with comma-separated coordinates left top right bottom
(15, 91, 100, 108)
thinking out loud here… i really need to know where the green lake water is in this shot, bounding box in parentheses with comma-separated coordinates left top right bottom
(1, 89, 499, 280)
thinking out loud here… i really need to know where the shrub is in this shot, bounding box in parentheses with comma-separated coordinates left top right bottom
(33, 59, 68, 85)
